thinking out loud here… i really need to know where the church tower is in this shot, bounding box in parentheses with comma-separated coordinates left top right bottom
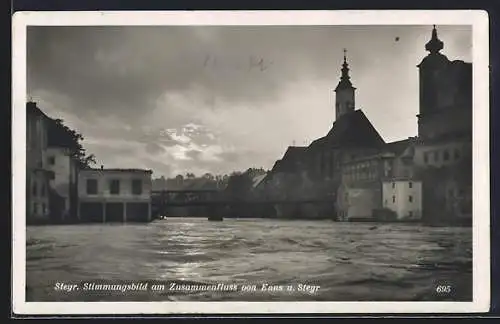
(417, 25, 451, 135)
(334, 49, 356, 121)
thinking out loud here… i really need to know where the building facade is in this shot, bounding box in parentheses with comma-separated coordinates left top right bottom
(26, 102, 52, 223)
(45, 147, 79, 222)
(77, 168, 153, 223)
(336, 139, 422, 221)
(382, 179, 422, 221)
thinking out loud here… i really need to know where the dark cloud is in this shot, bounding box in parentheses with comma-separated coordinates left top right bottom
(27, 25, 472, 177)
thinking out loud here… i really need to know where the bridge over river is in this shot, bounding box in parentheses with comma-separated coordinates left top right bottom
(151, 190, 337, 219)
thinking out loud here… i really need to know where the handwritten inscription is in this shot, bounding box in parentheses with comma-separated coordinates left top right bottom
(203, 54, 273, 71)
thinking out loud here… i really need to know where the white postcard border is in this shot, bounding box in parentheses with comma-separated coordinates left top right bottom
(12, 10, 490, 315)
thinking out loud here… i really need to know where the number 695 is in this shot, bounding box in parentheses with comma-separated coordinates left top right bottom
(436, 285, 452, 293)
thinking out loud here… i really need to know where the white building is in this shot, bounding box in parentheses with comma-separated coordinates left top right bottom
(382, 179, 423, 221)
(77, 168, 153, 223)
(46, 147, 79, 222)
(337, 183, 381, 221)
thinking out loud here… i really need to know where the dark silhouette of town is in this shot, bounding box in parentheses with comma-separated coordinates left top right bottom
(26, 26, 472, 225)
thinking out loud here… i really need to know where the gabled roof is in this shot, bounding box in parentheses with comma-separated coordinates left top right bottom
(271, 146, 307, 173)
(310, 109, 385, 150)
(251, 174, 267, 188)
(26, 101, 50, 119)
(282, 146, 307, 161)
(385, 139, 412, 155)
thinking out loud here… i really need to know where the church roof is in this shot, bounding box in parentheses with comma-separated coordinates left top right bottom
(271, 146, 307, 173)
(27, 101, 50, 119)
(309, 109, 385, 150)
(417, 51, 450, 68)
(385, 138, 412, 155)
(282, 146, 307, 161)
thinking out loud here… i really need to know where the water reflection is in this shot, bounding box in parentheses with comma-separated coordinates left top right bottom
(26, 218, 472, 301)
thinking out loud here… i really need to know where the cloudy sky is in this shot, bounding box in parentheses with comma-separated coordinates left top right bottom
(27, 25, 471, 178)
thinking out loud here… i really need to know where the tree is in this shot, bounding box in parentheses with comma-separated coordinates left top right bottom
(47, 118, 96, 169)
(225, 172, 254, 200)
(203, 173, 215, 181)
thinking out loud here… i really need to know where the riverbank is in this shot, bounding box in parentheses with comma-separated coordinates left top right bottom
(26, 215, 472, 227)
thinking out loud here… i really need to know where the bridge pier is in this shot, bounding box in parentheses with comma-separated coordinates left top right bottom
(102, 202, 106, 223)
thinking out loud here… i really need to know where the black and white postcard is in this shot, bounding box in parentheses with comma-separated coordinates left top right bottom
(12, 10, 490, 314)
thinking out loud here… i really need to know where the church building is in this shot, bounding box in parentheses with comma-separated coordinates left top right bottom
(258, 49, 389, 218)
(412, 25, 473, 223)
(257, 25, 472, 223)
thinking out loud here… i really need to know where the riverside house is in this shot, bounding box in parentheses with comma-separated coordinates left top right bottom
(77, 167, 153, 223)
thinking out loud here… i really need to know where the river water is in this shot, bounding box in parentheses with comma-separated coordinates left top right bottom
(26, 218, 472, 302)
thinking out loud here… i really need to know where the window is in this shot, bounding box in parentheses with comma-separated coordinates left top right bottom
(48, 156, 55, 165)
(392, 196, 396, 203)
(409, 211, 413, 217)
(40, 183, 45, 197)
(409, 195, 413, 203)
(423, 152, 429, 164)
(42, 203, 46, 214)
(443, 150, 450, 161)
(110, 179, 120, 195)
(132, 179, 143, 195)
(384, 199, 388, 206)
(33, 203, 38, 214)
(86, 179, 98, 195)
(32, 181, 37, 197)
(434, 151, 439, 162)
(392, 182, 395, 189)
(454, 149, 461, 160)
(409, 182, 413, 188)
